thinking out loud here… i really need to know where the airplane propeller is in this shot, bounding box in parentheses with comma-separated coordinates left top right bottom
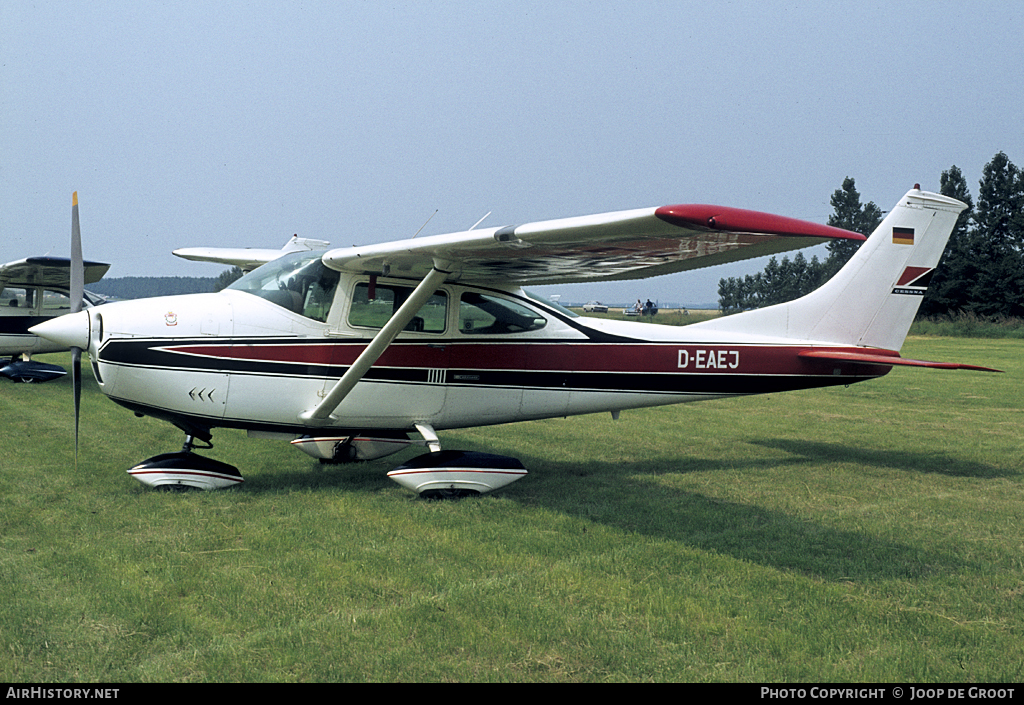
(69, 192, 84, 465)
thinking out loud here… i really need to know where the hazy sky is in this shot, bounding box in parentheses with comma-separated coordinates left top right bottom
(3, 1, 1021, 305)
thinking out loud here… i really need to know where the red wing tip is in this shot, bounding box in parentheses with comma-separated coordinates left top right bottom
(655, 204, 865, 241)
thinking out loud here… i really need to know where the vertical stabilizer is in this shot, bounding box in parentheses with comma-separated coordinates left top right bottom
(691, 187, 967, 351)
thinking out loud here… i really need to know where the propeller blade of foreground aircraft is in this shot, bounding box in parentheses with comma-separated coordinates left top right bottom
(72, 346, 81, 463)
(70, 192, 83, 314)
(70, 192, 83, 466)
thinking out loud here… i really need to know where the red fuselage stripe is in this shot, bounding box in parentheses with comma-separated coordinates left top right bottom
(157, 342, 893, 377)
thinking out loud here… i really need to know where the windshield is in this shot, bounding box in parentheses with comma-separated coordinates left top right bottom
(227, 251, 340, 322)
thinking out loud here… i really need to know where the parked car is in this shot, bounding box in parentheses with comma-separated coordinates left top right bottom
(582, 300, 608, 313)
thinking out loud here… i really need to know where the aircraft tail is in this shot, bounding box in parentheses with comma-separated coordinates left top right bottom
(692, 186, 968, 351)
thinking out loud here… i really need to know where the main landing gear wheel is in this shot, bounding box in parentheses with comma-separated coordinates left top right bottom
(420, 487, 480, 501)
(387, 450, 528, 499)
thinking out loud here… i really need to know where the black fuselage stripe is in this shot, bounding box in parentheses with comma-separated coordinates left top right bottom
(102, 358, 874, 396)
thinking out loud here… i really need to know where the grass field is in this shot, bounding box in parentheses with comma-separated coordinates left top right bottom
(1, 337, 1022, 682)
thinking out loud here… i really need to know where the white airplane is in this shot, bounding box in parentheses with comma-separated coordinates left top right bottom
(1, 243, 109, 382)
(32, 186, 997, 496)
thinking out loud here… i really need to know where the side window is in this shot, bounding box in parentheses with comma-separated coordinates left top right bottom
(1, 287, 33, 313)
(300, 273, 339, 323)
(348, 283, 447, 333)
(41, 289, 72, 314)
(459, 292, 547, 334)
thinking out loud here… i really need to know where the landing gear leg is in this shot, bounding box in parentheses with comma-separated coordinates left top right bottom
(181, 433, 213, 454)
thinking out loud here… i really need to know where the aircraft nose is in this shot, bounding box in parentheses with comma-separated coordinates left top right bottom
(30, 310, 91, 350)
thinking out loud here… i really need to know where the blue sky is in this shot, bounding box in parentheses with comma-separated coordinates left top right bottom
(2, 1, 1021, 305)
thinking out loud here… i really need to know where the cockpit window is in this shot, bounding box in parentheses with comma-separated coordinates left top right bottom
(459, 292, 547, 334)
(227, 251, 339, 322)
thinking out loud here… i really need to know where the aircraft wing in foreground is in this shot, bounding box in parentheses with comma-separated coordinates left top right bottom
(33, 187, 997, 495)
(321, 204, 864, 284)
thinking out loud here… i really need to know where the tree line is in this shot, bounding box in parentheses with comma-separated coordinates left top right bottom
(88, 276, 218, 300)
(87, 267, 243, 300)
(718, 152, 1024, 318)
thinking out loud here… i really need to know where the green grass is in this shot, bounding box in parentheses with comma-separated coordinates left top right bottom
(2, 338, 1022, 682)
(910, 313, 1024, 339)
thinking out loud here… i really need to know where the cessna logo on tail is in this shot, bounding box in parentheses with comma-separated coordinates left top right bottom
(892, 266, 934, 296)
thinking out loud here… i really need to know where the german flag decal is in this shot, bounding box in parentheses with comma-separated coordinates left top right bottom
(892, 226, 915, 245)
(892, 266, 934, 295)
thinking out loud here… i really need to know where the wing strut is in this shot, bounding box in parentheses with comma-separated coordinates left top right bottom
(298, 262, 451, 425)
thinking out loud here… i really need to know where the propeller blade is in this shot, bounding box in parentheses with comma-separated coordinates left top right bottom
(70, 192, 84, 314)
(72, 346, 81, 466)
(70, 192, 84, 466)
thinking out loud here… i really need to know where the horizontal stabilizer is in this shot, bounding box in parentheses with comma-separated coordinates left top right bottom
(798, 349, 1001, 372)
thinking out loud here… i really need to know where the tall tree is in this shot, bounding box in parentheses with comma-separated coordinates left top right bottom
(966, 152, 1024, 317)
(919, 165, 974, 316)
(716, 176, 879, 312)
(821, 177, 882, 280)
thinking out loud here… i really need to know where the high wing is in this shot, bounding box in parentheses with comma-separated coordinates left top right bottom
(0, 256, 109, 290)
(321, 204, 863, 285)
(174, 235, 331, 272)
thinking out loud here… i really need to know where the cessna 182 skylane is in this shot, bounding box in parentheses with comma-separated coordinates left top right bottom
(32, 187, 997, 496)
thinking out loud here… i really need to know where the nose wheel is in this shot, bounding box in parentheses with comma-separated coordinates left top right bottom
(127, 433, 243, 490)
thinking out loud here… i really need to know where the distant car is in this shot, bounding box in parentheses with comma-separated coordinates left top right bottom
(582, 301, 608, 313)
(622, 307, 639, 316)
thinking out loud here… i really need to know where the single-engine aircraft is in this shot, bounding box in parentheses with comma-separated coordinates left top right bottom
(32, 187, 998, 496)
(1, 244, 109, 382)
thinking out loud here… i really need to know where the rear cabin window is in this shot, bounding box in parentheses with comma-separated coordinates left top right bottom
(348, 283, 448, 333)
(1, 287, 33, 313)
(459, 292, 547, 334)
